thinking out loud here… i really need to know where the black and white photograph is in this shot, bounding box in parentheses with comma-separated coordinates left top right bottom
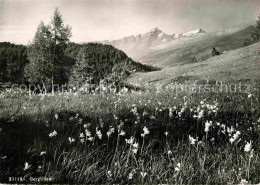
(0, 0, 260, 184)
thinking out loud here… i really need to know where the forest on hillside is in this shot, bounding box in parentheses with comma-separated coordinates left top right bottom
(0, 41, 157, 87)
(0, 42, 29, 84)
(66, 42, 157, 85)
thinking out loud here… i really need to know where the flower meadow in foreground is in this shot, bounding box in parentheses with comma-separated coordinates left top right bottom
(0, 85, 260, 184)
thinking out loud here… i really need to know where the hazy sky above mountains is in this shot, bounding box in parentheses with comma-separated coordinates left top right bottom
(0, 0, 259, 44)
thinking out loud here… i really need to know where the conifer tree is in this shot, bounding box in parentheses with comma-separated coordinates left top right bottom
(24, 8, 71, 92)
(69, 47, 95, 86)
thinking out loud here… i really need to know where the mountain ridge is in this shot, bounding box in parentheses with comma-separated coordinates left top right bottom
(133, 25, 256, 68)
(99, 27, 206, 52)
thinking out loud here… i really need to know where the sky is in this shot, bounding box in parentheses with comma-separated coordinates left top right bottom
(0, 0, 259, 45)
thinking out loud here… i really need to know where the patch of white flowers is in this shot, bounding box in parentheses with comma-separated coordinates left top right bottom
(49, 130, 57, 138)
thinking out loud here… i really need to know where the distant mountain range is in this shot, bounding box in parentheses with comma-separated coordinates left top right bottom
(132, 25, 256, 68)
(100, 27, 206, 51)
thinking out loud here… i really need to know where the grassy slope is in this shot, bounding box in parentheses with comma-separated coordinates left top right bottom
(127, 41, 260, 86)
(0, 27, 260, 184)
(1, 77, 260, 184)
(1, 46, 260, 184)
(134, 26, 256, 68)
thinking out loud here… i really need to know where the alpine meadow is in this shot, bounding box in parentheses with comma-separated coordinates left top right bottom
(0, 1, 260, 184)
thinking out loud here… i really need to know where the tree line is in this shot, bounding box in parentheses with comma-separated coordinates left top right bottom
(0, 42, 28, 84)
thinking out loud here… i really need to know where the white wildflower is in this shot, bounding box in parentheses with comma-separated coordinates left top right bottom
(244, 141, 252, 152)
(54, 114, 58, 120)
(79, 132, 85, 143)
(204, 120, 212, 132)
(107, 131, 112, 138)
(175, 162, 181, 171)
(85, 129, 91, 137)
(189, 135, 197, 145)
(142, 126, 150, 136)
(79, 132, 84, 138)
(87, 137, 94, 142)
(40, 151, 46, 156)
(107, 127, 115, 138)
(230, 130, 241, 144)
(140, 172, 147, 178)
(96, 129, 102, 140)
(132, 148, 138, 154)
(233, 131, 241, 140)
(49, 130, 57, 138)
(125, 137, 134, 145)
(24, 162, 31, 171)
(133, 142, 138, 148)
(230, 137, 236, 144)
(128, 172, 133, 180)
(119, 130, 125, 136)
(169, 108, 173, 118)
(68, 137, 75, 144)
(198, 110, 204, 119)
(107, 170, 112, 177)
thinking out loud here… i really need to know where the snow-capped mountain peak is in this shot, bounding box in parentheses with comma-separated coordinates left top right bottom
(158, 32, 165, 38)
(100, 27, 206, 52)
(183, 28, 206, 37)
(174, 28, 206, 38)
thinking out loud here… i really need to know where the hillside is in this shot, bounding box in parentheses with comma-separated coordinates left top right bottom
(127, 41, 260, 86)
(0, 42, 156, 86)
(0, 42, 28, 84)
(135, 26, 256, 68)
(66, 42, 157, 85)
(65, 42, 156, 72)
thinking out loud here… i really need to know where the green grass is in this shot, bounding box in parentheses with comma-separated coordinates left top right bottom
(0, 81, 260, 184)
(127, 41, 260, 86)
